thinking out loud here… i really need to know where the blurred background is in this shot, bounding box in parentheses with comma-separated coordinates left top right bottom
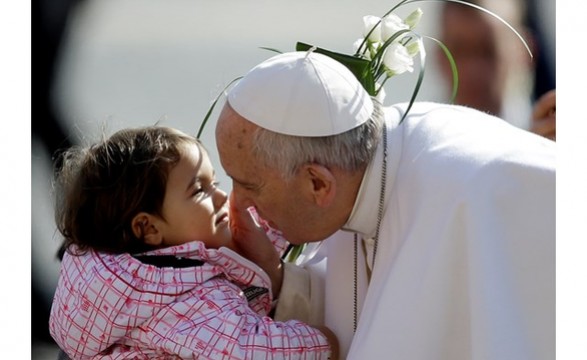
(32, 0, 555, 358)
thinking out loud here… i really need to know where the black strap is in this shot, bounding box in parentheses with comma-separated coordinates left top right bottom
(132, 255, 205, 268)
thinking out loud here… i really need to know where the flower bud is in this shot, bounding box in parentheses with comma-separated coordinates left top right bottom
(406, 41, 420, 57)
(404, 8, 423, 30)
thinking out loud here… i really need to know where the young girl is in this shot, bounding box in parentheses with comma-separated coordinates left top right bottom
(49, 126, 338, 359)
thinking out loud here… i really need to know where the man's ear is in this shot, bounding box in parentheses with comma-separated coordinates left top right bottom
(131, 212, 163, 247)
(304, 164, 336, 207)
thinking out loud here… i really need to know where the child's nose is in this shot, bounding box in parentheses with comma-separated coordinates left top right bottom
(212, 186, 228, 210)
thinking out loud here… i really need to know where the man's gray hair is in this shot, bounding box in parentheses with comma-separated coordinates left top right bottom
(251, 99, 385, 179)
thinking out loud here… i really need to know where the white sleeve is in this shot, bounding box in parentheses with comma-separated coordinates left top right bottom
(273, 254, 326, 325)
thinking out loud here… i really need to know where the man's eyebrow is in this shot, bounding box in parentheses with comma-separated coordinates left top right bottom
(227, 173, 255, 188)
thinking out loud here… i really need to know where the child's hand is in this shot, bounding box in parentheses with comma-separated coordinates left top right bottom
(229, 192, 284, 299)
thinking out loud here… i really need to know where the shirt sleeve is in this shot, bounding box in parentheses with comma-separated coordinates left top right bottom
(249, 206, 290, 255)
(273, 262, 312, 322)
(273, 261, 326, 326)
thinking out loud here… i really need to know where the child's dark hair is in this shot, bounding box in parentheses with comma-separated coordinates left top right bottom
(54, 126, 205, 255)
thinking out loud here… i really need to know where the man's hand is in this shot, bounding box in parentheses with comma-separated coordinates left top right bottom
(531, 89, 556, 141)
(229, 192, 284, 299)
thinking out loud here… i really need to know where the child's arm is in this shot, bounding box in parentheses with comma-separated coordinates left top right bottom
(137, 279, 337, 359)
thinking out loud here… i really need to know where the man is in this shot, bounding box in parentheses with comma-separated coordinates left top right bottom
(215, 51, 554, 359)
(437, 0, 556, 140)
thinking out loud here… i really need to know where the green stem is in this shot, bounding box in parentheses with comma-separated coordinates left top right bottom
(196, 76, 242, 139)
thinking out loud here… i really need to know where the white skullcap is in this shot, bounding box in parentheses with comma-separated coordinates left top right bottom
(227, 51, 374, 137)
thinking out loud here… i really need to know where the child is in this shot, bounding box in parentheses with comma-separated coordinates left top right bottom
(49, 126, 338, 359)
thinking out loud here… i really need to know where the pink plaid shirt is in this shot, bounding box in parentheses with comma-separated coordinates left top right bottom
(50, 233, 330, 359)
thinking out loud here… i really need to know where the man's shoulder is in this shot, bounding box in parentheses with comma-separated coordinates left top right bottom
(385, 101, 554, 176)
(385, 101, 493, 123)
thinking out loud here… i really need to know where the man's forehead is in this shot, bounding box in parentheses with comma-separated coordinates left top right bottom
(216, 102, 257, 131)
(218, 123, 255, 158)
(217, 125, 259, 173)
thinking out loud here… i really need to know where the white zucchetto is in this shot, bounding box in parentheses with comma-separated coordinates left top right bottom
(227, 51, 374, 137)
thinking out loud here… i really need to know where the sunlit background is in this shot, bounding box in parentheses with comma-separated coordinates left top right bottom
(32, 0, 555, 358)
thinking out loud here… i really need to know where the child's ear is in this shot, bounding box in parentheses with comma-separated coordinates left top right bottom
(131, 212, 163, 247)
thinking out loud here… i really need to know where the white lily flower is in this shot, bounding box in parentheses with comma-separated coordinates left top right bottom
(381, 13, 409, 42)
(404, 8, 423, 29)
(363, 15, 382, 43)
(383, 42, 414, 76)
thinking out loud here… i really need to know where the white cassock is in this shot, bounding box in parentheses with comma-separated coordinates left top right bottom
(275, 102, 555, 359)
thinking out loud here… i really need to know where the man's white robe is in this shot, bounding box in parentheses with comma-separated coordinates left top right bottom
(275, 102, 555, 359)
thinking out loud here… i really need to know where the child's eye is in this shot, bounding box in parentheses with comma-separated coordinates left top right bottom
(191, 187, 204, 197)
(192, 181, 220, 198)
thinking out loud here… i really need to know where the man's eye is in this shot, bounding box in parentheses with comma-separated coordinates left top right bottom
(239, 183, 255, 191)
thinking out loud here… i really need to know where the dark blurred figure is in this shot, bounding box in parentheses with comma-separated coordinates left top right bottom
(436, 0, 555, 138)
(525, 0, 556, 140)
(33, 0, 78, 161)
(32, 0, 80, 346)
(525, 0, 555, 101)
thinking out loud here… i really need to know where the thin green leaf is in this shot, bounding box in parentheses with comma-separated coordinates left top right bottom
(425, 36, 458, 103)
(382, 0, 413, 17)
(400, 35, 426, 124)
(283, 244, 307, 263)
(196, 76, 243, 139)
(259, 47, 283, 54)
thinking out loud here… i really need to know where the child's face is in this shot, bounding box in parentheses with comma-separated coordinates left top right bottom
(157, 143, 232, 249)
